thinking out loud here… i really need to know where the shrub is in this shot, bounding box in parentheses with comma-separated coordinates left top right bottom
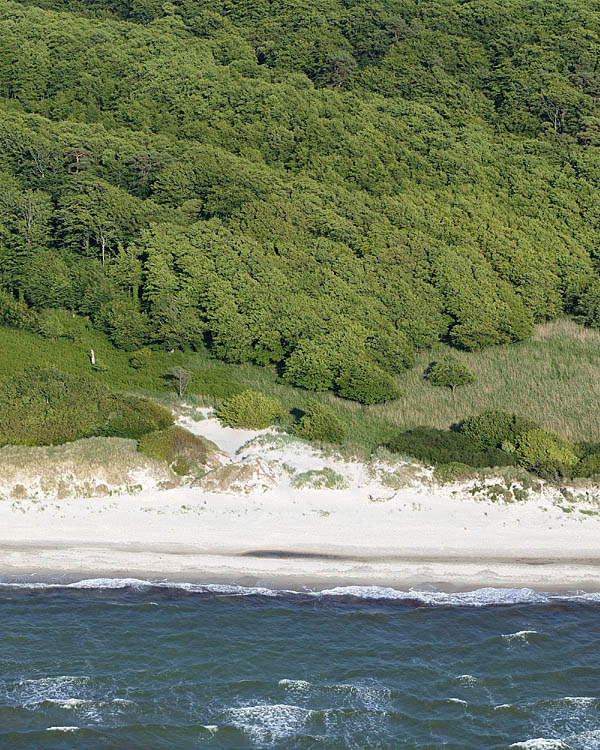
(282, 342, 337, 391)
(0, 289, 36, 329)
(190, 368, 244, 400)
(37, 308, 88, 341)
(292, 400, 346, 443)
(369, 331, 415, 373)
(103, 396, 173, 440)
(216, 390, 285, 429)
(387, 427, 516, 468)
(425, 355, 475, 391)
(138, 425, 215, 466)
(515, 428, 579, 479)
(129, 348, 153, 369)
(292, 468, 349, 490)
(0, 369, 175, 447)
(0, 368, 114, 446)
(574, 453, 600, 478)
(434, 462, 479, 484)
(99, 298, 150, 351)
(460, 410, 539, 450)
(335, 360, 402, 404)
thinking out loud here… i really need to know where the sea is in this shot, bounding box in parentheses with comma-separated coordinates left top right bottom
(0, 579, 599, 749)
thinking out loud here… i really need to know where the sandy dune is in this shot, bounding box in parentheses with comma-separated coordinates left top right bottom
(1, 411, 600, 591)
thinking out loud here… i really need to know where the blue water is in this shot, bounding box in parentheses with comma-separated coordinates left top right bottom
(0, 580, 599, 749)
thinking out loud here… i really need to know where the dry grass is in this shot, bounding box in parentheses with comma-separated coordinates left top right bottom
(207, 318, 600, 446)
(386, 319, 600, 442)
(0, 437, 172, 499)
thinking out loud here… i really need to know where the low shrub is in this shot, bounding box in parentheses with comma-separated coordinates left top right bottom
(434, 462, 479, 484)
(387, 427, 516, 468)
(0, 289, 36, 329)
(138, 426, 215, 467)
(335, 360, 402, 404)
(129, 348, 153, 369)
(292, 400, 346, 443)
(292, 468, 349, 490)
(216, 390, 285, 429)
(37, 308, 89, 341)
(0, 368, 115, 446)
(460, 410, 539, 450)
(515, 428, 579, 480)
(574, 453, 600, 478)
(425, 355, 475, 391)
(103, 396, 173, 440)
(190, 368, 244, 400)
(0, 368, 176, 447)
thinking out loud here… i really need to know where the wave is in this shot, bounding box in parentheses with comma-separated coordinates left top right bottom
(510, 741, 567, 749)
(278, 678, 392, 712)
(502, 630, 543, 644)
(46, 726, 79, 732)
(1, 578, 600, 606)
(226, 703, 312, 743)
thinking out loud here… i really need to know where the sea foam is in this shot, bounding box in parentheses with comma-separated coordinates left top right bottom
(1, 578, 599, 607)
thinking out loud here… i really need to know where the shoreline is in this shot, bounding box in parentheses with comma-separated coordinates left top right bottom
(3, 539, 600, 593)
(2, 414, 600, 595)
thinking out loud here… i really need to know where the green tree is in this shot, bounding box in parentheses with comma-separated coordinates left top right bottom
(425, 355, 475, 391)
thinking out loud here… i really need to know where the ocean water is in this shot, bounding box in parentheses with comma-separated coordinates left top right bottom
(0, 581, 599, 749)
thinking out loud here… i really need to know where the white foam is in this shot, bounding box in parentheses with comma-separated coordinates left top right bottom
(502, 630, 540, 643)
(278, 679, 311, 692)
(46, 726, 79, 732)
(562, 696, 596, 706)
(447, 698, 468, 706)
(511, 741, 567, 749)
(317, 586, 550, 606)
(2, 579, 600, 607)
(227, 703, 311, 743)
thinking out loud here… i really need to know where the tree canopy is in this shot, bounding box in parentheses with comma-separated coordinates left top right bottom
(0, 0, 599, 401)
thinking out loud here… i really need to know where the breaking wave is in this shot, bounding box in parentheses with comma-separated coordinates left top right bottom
(1, 578, 600, 607)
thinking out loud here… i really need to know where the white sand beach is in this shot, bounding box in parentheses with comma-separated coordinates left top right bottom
(1, 411, 600, 591)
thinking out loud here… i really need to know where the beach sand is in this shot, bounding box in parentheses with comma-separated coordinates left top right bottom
(1, 412, 600, 591)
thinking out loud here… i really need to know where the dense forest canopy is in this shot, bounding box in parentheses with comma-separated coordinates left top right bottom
(0, 0, 599, 401)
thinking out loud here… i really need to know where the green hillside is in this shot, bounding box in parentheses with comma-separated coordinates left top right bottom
(0, 0, 599, 404)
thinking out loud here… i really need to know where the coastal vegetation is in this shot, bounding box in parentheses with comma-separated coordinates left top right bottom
(0, 0, 599, 405)
(0, 0, 599, 484)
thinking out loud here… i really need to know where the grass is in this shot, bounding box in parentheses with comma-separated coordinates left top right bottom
(2, 317, 600, 451)
(0, 437, 172, 499)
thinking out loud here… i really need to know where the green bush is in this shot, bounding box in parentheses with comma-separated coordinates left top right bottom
(129, 348, 153, 369)
(0, 368, 115, 446)
(138, 425, 215, 466)
(103, 396, 173, 440)
(369, 331, 415, 373)
(292, 400, 346, 443)
(335, 360, 402, 404)
(37, 309, 89, 341)
(282, 342, 338, 391)
(387, 427, 516, 468)
(0, 368, 176, 446)
(574, 453, 600, 478)
(434, 462, 479, 484)
(515, 428, 580, 479)
(216, 390, 285, 429)
(425, 355, 475, 391)
(190, 368, 244, 400)
(460, 410, 539, 450)
(292, 468, 349, 490)
(0, 289, 36, 330)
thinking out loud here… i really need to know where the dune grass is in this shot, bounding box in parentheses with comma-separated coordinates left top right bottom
(1, 318, 599, 451)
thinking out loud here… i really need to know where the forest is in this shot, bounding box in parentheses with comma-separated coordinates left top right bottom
(1, 0, 600, 405)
